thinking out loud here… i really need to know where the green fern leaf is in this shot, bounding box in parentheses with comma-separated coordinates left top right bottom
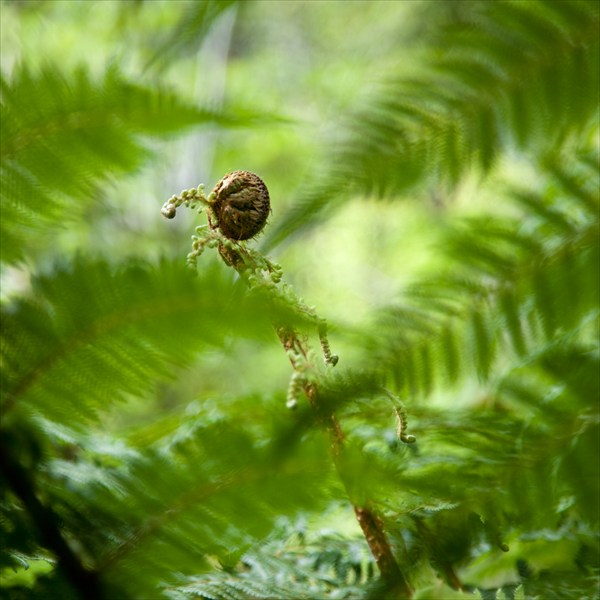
(145, 0, 238, 71)
(265, 0, 599, 248)
(367, 152, 598, 396)
(1, 258, 285, 426)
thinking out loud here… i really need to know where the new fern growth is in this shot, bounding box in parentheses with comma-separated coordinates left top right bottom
(161, 171, 339, 376)
(161, 171, 414, 596)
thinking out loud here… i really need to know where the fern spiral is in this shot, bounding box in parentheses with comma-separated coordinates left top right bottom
(210, 171, 270, 241)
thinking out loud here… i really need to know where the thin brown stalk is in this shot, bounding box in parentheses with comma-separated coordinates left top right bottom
(275, 325, 413, 597)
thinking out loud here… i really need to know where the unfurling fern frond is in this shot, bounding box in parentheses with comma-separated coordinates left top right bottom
(0, 64, 278, 264)
(2, 3, 598, 598)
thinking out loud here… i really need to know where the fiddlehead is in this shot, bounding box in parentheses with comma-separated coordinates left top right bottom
(161, 170, 270, 241)
(160, 173, 410, 595)
(382, 389, 417, 444)
(161, 173, 337, 372)
(211, 170, 270, 241)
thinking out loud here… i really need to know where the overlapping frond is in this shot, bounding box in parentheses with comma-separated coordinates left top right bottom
(367, 154, 599, 398)
(265, 0, 599, 248)
(1, 414, 333, 599)
(314, 308, 598, 595)
(292, 150, 599, 595)
(0, 258, 288, 426)
(2, 2, 598, 598)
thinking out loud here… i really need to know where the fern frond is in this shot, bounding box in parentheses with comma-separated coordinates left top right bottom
(0, 64, 277, 264)
(302, 154, 599, 595)
(265, 0, 599, 248)
(87, 422, 332, 594)
(1, 414, 333, 599)
(368, 157, 599, 397)
(0, 258, 291, 427)
(329, 337, 599, 594)
(145, 0, 238, 71)
(302, 154, 598, 594)
(167, 526, 376, 600)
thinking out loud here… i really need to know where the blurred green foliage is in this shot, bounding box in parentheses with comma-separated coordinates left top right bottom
(1, 1, 598, 599)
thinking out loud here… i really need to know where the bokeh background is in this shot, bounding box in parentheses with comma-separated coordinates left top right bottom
(1, 2, 598, 599)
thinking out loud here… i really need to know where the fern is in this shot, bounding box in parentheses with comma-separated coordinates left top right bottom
(0, 65, 277, 264)
(265, 0, 600, 248)
(1, 416, 333, 599)
(2, 2, 598, 599)
(167, 524, 377, 600)
(364, 153, 599, 399)
(0, 257, 307, 427)
(298, 146, 599, 597)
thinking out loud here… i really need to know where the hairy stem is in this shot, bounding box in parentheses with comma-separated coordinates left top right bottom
(276, 326, 412, 597)
(164, 198, 412, 596)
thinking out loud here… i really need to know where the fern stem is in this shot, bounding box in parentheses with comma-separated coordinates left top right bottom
(354, 505, 412, 595)
(164, 195, 413, 596)
(277, 323, 412, 596)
